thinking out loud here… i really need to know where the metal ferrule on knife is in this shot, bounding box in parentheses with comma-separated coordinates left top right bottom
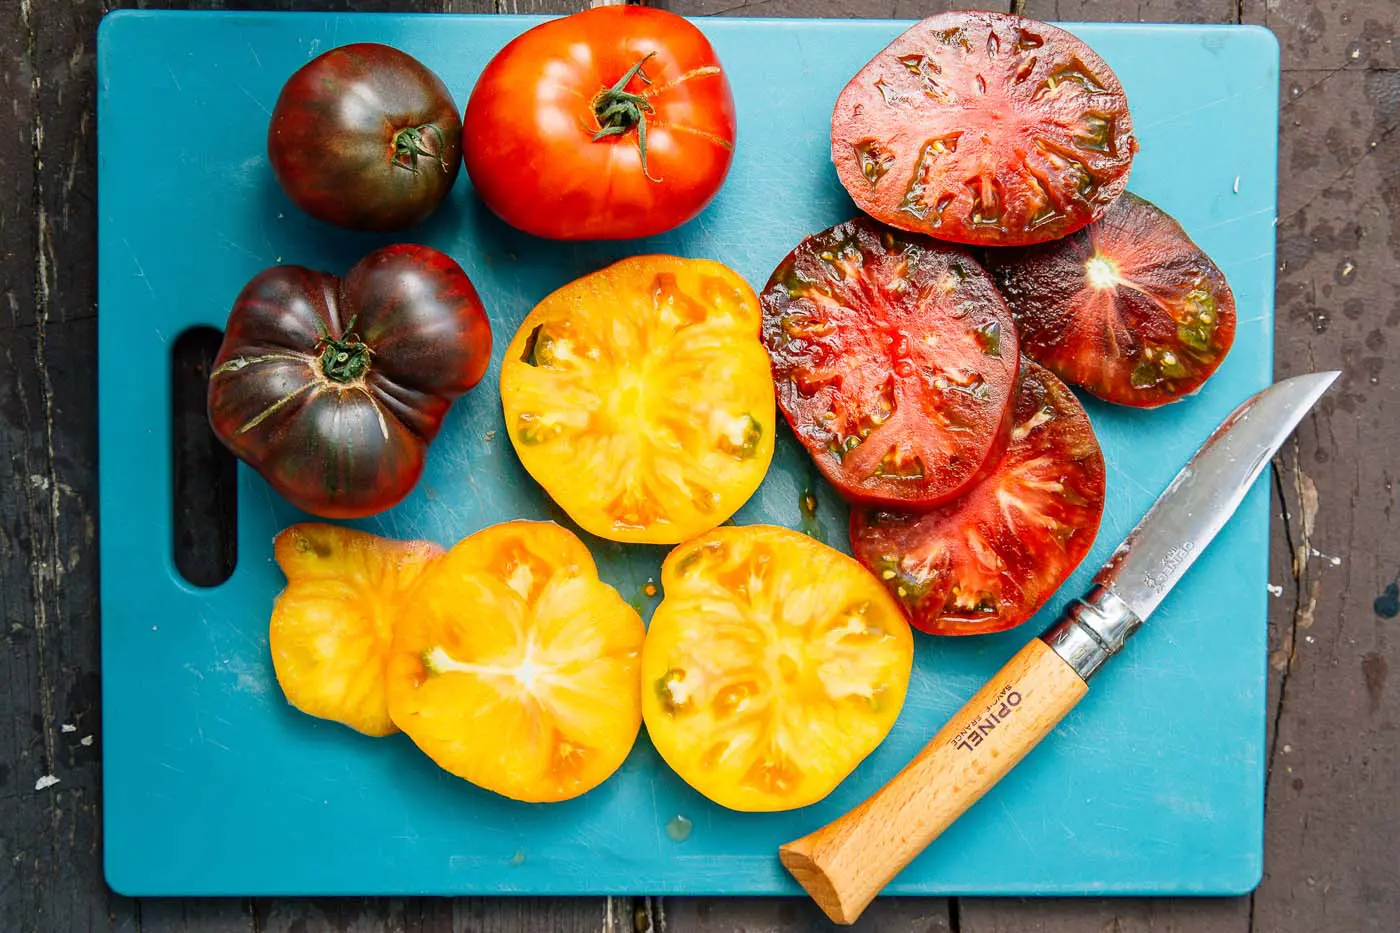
(1040, 586, 1143, 681)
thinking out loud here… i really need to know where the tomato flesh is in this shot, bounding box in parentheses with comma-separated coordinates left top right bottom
(464, 7, 736, 240)
(832, 12, 1137, 246)
(386, 522, 645, 803)
(269, 523, 443, 737)
(760, 217, 1019, 508)
(850, 361, 1106, 636)
(985, 191, 1238, 408)
(642, 526, 913, 811)
(268, 43, 461, 232)
(500, 256, 775, 544)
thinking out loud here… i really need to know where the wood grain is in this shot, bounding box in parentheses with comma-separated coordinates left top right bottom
(0, 0, 1396, 930)
(782, 639, 1088, 925)
(0, 0, 132, 931)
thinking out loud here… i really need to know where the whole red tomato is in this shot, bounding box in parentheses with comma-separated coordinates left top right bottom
(268, 44, 462, 232)
(463, 7, 737, 240)
(208, 245, 492, 518)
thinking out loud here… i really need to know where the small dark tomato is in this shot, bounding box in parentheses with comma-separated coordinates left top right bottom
(831, 11, 1137, 247)
(760, 216, 1019, 509)
(850, 361, 1106, 636)
(208, 245, 492, 518)
(268, 43, 462, 231)
(984, 191, 1238, 407)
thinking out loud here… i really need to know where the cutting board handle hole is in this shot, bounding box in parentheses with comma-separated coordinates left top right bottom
(171, 326, 238, 587)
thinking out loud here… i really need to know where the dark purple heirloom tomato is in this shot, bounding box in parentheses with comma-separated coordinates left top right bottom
(268, 43, 462, 231)
(208, 245, 492, 518)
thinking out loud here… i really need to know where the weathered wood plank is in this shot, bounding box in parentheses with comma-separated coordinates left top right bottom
(1020, 0, 1238, 22)
(662, 896, 954, 931)
(0, 0, 132, 929)
(137, 899, 256, 933)
(958, 897, 1250, 933)
(254, 897, 457, 932)
(1244, 50, 1400, 930)
(455, 895, 632, 932)
(0, 0, 44, 929)
(662, 0, 998, 20)
(1243, 0, 1398, 71)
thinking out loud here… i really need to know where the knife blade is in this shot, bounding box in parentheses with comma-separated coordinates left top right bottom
(779, 371, 1340, 925)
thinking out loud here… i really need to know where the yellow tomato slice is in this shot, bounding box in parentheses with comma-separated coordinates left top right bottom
(499, 256, 776, 544)
(386, 521, 645, 802)
(642, 525, 914, 811)
(269, 523, 443, 737)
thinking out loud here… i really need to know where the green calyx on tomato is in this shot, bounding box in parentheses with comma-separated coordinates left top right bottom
(391, 123, 449, 175)
(591, 52, 661, 181)
(316, 328, 372, 384)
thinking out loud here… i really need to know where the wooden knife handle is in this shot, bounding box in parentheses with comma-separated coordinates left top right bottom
(779, 637, 1089, 925)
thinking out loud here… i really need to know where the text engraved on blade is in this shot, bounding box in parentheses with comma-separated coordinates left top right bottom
(1142, 541, 1196, 594)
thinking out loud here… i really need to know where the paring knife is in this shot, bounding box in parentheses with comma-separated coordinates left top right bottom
(779, 370, 1340, 925)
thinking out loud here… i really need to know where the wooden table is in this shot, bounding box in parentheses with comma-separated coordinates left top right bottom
(2, 0, 1396, 930)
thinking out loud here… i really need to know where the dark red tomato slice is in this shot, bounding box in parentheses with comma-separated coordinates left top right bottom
(984, 191, 1238, 408)
(850, 361, 1106, 636)
(760, 216, 1019, 508)
(831, 12, 1137, 247)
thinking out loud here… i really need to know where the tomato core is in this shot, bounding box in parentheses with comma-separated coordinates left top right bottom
(591, 52, 661, 178)
(391, 124, 448, 174)
(1084, 254, 1121, 290)
(316, 333, 372, 383)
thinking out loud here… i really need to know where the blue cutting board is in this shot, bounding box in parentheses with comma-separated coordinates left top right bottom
(97, 11, 1280, 897)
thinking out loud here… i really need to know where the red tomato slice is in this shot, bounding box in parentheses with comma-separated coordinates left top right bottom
(985, 192, 1238, 408)
(832, 11, 1137, 247)
(760, 217, 1019, 508)
(849, 361, 1106, 636)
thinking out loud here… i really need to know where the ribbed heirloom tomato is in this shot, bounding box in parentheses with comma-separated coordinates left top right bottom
(386, 522, 645, 803)
(208, 245, 492, 518)
(463, 6, 737, 240)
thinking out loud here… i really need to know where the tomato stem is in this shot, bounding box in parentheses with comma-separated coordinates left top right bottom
(591, 52, 661, 182)
(317, 332, 372, 383)
(392, 123, 447, 174)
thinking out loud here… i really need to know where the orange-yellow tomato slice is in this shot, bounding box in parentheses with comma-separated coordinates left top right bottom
(642, 525, 914, 811)
(499, 255, 776, 544)
(386, 521, 645, 802)
(269, 523, 443, 736)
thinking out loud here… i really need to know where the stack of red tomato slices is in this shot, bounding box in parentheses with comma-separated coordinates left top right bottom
(762, 10, 1238, 636)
